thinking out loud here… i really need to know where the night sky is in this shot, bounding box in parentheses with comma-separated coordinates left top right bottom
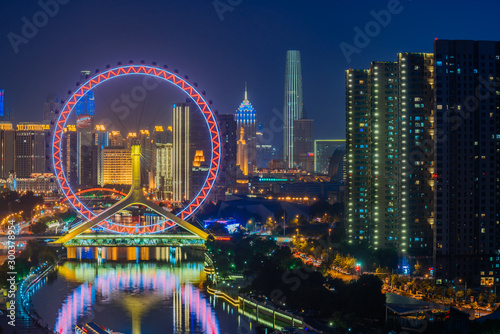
(1, 0, 499, 148)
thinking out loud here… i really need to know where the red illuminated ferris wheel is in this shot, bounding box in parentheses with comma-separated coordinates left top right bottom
(52, 63, 221, 234)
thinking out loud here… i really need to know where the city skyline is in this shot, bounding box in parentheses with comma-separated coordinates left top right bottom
(1, 0, 499, 144)
(1, 2, 500, 333)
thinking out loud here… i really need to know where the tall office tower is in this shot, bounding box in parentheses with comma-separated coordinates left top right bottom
(172, 103, 191, 202)
(93, 125, 109, 147)
(155, 143, 173, 200)
(63, 125, 79, 189)
(218, 114, 238, 194)
(99, 147, 132, 186)
(434, 40, 500, 287)
(314, 140, 346, 174)
(151, 126, 171, 190)
(235, 84, 256, 175)
(80, 145, 99, 188)
(43, 93, 59, 129)
(0, 122, 15, 178)
(15, 123, 47, 178)
(236, 127, 248, 175)
(283, 50, 303, 168)
(346, 53, 434, 261)
(293, 118, 314, 172)
(76, 71, 95, 129)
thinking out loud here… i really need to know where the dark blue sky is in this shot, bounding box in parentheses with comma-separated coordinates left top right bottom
(0, 0, 499, 147)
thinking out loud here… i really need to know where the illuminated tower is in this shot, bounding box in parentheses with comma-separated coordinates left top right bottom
(283, 50, 303, 168)
(235, 84, 256, 175)
(236, 127, 248, 176)
(172, 103, 190, 202)
(156, 143, 173, 200)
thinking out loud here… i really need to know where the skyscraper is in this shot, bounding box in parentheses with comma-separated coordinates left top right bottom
(156, 143, 173, 200)
(283, 50, 303, 168)
(172, 103, 190, 202)
(236, 84, 256, 175)
(236, 127, 248, 175)
(15, 123, 47, 178)
(0, 122, 15, 179)
(0, 90, 5, 118)
(293, 117, 314, 172)
(218, 114, 238, 194)
(433, 40, 500, 287)
(63, 125, 78, 189)
(346, 53, 435, 262)
(76, 71, 95, 130)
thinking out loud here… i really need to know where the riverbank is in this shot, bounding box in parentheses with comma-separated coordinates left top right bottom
(0, 262, 58, 333)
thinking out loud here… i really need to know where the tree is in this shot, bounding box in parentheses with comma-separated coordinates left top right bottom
(446, 287, 455, 299)
(488, 293, 497, 305)
(29, 220, 48, 234)
(414, 261, 422, 276)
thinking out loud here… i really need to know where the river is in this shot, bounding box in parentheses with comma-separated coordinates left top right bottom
(27, 247, 258, 334)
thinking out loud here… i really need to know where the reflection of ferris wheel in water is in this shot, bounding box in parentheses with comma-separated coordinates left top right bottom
(52, 64, 221, 235)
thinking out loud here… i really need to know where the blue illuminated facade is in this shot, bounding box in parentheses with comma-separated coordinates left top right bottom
(0, 89, 4, 117)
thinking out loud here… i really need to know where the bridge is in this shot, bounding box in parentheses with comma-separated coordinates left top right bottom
(53, 145, 210, 248)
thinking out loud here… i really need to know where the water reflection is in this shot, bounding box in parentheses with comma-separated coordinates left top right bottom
(51, 261, 221, 334)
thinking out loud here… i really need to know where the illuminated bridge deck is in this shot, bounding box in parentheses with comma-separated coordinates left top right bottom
(63, 234, 205, 247)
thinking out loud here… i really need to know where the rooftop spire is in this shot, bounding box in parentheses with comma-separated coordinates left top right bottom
(244, 82, 248, 101)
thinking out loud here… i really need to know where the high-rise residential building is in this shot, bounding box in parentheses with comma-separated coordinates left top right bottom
(0, 122, 15, 179)
(314, 140, 346, 174)
(99, 147, 132, 186)
(156, 143, 173, 200)
(138, 129, 154, 188)
(236, 127, 248, 175)
(283, 50, 303, 168)
(236, 84, 256, 175)
(15, 123, 47, 178)
(433, 40, 500, 288)
(218, 114, 238, 194)
(346, 53, 435, 262)
(172, 103, 191, 202)
(293, 118, 314, 172)
(43, 93, 59, 129)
